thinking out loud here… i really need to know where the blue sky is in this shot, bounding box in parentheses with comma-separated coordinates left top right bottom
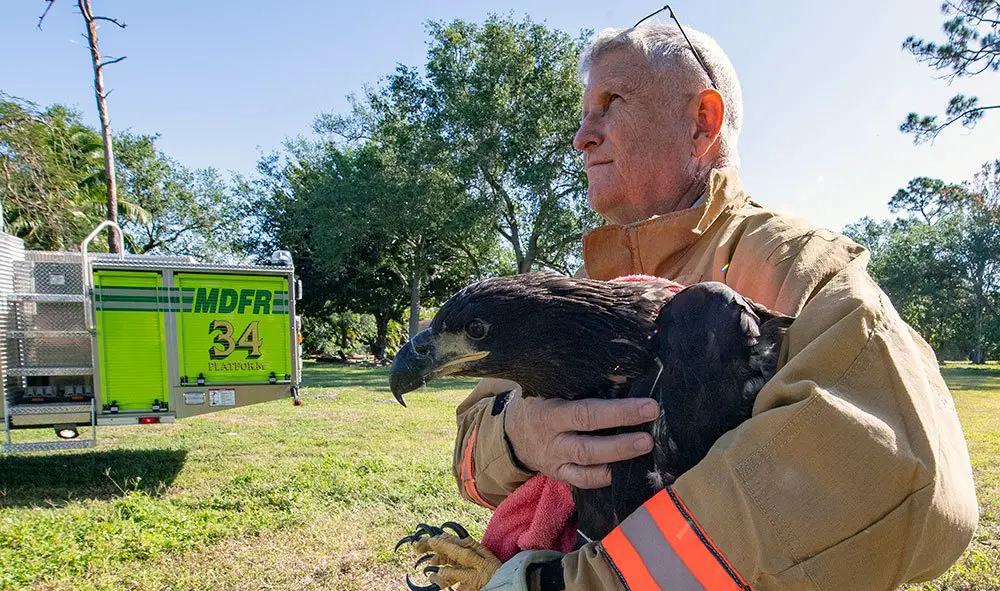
(2, 0, 998, 231)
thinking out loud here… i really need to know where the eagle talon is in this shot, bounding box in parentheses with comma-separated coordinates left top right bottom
(399, 521, 495, 590)
(405, 574, 440, 591)
(417, 523, 444, 538)
(395, 534, 419, 552)
(441, 521, 470, 539)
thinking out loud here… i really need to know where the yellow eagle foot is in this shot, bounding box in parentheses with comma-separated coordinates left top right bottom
(395, 522, 501, 591)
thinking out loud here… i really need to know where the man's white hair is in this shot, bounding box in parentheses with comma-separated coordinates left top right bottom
(580, 24, 743, 169)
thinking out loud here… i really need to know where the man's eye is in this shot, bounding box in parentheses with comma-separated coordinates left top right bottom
(466, 319, 489, 340)
(602, 94, 622, 113)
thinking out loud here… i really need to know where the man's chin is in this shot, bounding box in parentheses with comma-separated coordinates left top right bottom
(588, 189, 631, 225)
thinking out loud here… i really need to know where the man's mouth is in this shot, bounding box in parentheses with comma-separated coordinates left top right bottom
(586, 160, 612, 170)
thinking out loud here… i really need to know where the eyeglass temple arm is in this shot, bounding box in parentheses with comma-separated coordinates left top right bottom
(633, 5, 720, 90)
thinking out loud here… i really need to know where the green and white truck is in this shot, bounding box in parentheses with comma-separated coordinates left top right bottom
(1, 221, 301, 453)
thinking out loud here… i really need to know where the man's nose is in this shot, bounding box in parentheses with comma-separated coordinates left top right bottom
(573, 115, 603, 152)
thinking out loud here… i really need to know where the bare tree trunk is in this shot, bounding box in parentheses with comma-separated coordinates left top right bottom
(972, 288, 986, 365)
(78, 0, 124, 253)
(372, 313, 390, 361)
(408, 270, 421, 339)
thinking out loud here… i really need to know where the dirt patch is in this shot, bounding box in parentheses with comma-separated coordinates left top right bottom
(33, 514, 405, 591)
(198, 414, 280, 427)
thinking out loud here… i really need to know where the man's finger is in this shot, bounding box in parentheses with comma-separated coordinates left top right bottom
(554, 462, 613, 489)
(556, 431, 654, 467)
(556, 397, 660, 432)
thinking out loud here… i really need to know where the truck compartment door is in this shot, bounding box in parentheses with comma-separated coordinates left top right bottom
(93, 270, 170, 411)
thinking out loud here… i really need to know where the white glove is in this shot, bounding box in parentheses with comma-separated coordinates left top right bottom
(481, 550, 564, 591)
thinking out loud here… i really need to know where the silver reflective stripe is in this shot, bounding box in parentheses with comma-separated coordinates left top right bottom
(95, 287, 159, 298)
(96, 300, 183, 311)
(618, 505, 706, 591)
(96, 300, 160, 310)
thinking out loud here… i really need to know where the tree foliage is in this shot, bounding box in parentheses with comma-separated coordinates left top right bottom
(253, 15, 592, 358)
(846, 161, 1000, 361)
(331, 14, 597, 274)
(0, 95, 146, 250)
(115, 132, 247, 260)
(901, 0, 1000, 142)
(249, 137, 497, 359)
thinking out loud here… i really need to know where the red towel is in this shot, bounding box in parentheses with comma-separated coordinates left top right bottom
(480, 474, 578, 561)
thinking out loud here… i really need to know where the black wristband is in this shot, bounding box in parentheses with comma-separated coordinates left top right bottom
(491, 390, 512, 416)
(528, 559, 566, 591)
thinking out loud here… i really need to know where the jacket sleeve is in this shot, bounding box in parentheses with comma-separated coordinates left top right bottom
(452, 378, 535, 509)
(452, 263, 591, 508)
(545, 228, 978, 590)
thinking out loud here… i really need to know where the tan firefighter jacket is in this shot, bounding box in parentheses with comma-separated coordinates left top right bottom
(450, 167, 979, 591)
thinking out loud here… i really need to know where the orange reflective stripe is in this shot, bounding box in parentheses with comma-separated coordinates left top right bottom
(670, 491, 747, 585)
(601, 488, 751, 591)
(646, 489, 750, 590)
(602, 527, 663, 591)
(460, 428, 495, 510)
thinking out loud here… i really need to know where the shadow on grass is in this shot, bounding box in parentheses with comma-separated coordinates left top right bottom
(301, 362, 476, 392)
(941, 365, 1000, 379)
(941, 364, 1000, 393)
(0, 448, 187, 507)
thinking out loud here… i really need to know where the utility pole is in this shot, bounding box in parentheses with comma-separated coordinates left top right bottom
(38, 0, 127, 253)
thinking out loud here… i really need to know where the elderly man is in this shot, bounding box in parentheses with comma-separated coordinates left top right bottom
(449, 21, 978, 591)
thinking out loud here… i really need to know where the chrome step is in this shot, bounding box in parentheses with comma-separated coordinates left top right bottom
(7, 293, 86, 303)
(1, 440, 95, 453)
(6, 330, 91, 339)
(5, 366, 93, 376)
(7, 403, 93, 416)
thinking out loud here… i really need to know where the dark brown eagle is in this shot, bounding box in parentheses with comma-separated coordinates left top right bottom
(390, 272, 793, 544)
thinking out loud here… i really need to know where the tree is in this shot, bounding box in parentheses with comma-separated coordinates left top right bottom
(331, 15, 598, 275)
(251, 137, 496, 359)
(252, 15, 596, 356)
(846, 162, 1000, 362)
(39, 0, 129, 251)
(901, 0, 1000, 142)
(115, 132, 247, 260)
(0, 95, 145, 250)
(425, 15, 598, 273)
(938, 161, 1000, 362)
(323, 62, 506, 337)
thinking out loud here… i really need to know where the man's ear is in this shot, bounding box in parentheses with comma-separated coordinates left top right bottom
(689, 88, 725, 158)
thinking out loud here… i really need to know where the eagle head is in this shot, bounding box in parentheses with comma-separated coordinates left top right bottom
(389, 272, 679, 405)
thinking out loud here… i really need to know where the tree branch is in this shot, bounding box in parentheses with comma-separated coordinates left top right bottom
(37, 0, 56, 30)
(99, 55, 127, 68)
(92, 15, 127, 28)
(943, 0, 1000, 26)
(939, 104, 1000, 132)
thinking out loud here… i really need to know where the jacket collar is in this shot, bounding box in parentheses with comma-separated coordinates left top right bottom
(582, 167, 750, 281)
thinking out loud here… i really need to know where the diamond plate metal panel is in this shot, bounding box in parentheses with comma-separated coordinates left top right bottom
(6, 330, 91, 338)
(7, 402, 92, 415)
(7, 294, 85, 303)
(6, 367, 93, 376)
(1, 440, 94, 453)
(8, 336, 92, 368)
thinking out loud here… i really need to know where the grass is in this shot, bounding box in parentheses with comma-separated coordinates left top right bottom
(0, 360, 997, 590)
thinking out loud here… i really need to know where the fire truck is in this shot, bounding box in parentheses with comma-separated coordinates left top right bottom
(1, 221, 301, 453)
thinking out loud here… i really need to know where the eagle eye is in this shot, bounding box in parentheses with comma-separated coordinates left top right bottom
(465, 319, 489, 341)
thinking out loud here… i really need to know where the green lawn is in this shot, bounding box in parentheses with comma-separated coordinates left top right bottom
(0, 361, 997, 590)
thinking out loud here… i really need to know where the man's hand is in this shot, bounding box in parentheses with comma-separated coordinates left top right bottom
(504, 391, 658, 489)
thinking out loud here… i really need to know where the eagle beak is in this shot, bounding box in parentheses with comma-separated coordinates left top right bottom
(389, 328, 489, 406)
(390, 329, 436, 406)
